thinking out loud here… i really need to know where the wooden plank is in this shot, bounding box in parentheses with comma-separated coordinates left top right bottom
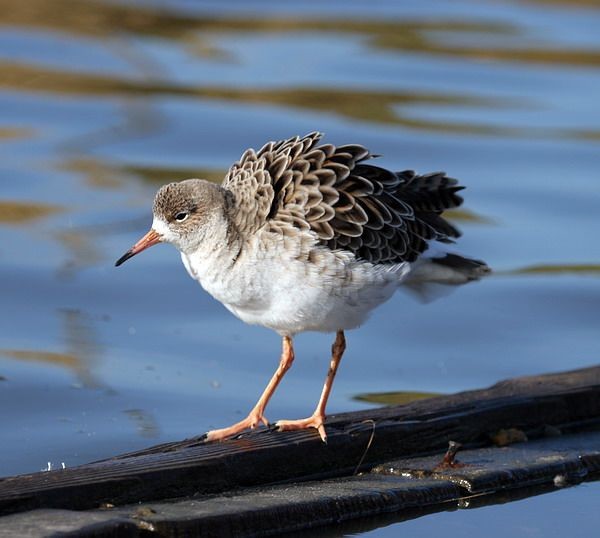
(0, 366, 598, 516)
(1, 430, 598, 537)
(372, 428, 600, 492)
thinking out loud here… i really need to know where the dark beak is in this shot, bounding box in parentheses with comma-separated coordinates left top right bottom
(115, 229, 162, 267)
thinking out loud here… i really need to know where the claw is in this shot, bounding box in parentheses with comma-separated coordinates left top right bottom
(275, 414, 328, 443)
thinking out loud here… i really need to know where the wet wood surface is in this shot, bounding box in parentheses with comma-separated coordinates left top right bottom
(2, 430, 598, 538)
(0, 365, 598, 536)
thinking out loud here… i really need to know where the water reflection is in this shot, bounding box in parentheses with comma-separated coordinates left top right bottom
(123, 408, 160, 438)
(2, 0, 599, 68)
(57, 230, 105, 277)
(59, 100, 167, 157)
(0, 126, 31, 140)
(0, 200, 63, 225)
(289, 480, 600, 538)
(61, 157, 223, 188)
(2, 57, 597, 141)
(0, 309, 102, 388)
(354, 390, 441, 406)
(1, 0, 598, 140)
(509, 263, 600, 276)
(0, 61, 509, 135)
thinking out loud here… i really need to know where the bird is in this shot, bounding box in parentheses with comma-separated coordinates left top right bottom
(116, 132, 489, 443)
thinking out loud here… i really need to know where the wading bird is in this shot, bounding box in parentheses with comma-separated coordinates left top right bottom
(116, 132, 489, 442)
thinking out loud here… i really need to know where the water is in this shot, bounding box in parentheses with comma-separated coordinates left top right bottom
(334, 481, 600, 537)
(0, 0, 598, 532)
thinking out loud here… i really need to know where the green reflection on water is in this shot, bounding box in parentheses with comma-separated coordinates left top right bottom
(510, 263, 600, 276)
(0, 200, 63, 225)
(2, 61, 597, 140)
(2, 0, 599, 67)
(60, 157, 224, 188)
(2, 0, 599, 140)
(444, 209, 494, 224)
(0, 127, 33, 140)
(123, 164, 225, 186)
(0, 61, 507, 135)
(0, 309, 102, 388)
(354, 390, 440, 405)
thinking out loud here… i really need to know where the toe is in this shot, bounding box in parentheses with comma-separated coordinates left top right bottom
(275, 415, 328, 442)
(204, 412, 270, 442)
(204, 427, 231, 442)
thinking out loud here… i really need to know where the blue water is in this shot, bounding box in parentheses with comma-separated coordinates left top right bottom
(349, 481, 600, 538)
(0, 0, 599, 533)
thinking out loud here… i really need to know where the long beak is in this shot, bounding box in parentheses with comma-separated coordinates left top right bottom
(115, 229, 162, 267)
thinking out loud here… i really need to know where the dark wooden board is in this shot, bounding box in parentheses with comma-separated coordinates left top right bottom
(0, 366, 598, 517)
(1, 430, 598, 537)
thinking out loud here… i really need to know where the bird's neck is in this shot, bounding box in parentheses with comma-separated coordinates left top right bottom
(180, 208, 243, 274)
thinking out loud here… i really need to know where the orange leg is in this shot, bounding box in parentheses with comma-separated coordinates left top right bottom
(205, 335, 295, 442)
(276, 330, 346, 443)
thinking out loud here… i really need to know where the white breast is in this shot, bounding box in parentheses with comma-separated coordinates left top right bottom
(180, 238, 411, 336)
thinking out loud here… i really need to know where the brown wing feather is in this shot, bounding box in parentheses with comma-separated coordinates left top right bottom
(224, 132, 464, 264)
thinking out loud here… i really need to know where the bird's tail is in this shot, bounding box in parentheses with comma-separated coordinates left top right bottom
(403, 253, 491, 302)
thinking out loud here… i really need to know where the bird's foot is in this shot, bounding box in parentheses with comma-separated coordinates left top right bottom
(275, 413, 327, 443)
(204, 410, 269, 442)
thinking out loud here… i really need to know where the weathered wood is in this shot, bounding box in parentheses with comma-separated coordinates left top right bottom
(372, 429, 600, 492)
(1, 431, 599, 537)
(0, 366, 598, 517)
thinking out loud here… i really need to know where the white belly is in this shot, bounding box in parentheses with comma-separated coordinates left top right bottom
(181, 245, 410, 336)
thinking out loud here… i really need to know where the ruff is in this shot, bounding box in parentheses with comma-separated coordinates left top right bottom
(116, 132, 489, 442)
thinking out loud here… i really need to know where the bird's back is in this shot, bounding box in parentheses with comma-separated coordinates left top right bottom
(223, 132, 465, 266)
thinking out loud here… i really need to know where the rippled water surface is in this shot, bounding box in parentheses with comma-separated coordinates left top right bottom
(0, 0, 598, 533)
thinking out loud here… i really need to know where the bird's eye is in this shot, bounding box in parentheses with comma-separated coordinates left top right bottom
(174, 211, 189, 222)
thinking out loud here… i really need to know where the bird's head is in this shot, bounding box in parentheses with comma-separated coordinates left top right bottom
(115, 179, 229, 266)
